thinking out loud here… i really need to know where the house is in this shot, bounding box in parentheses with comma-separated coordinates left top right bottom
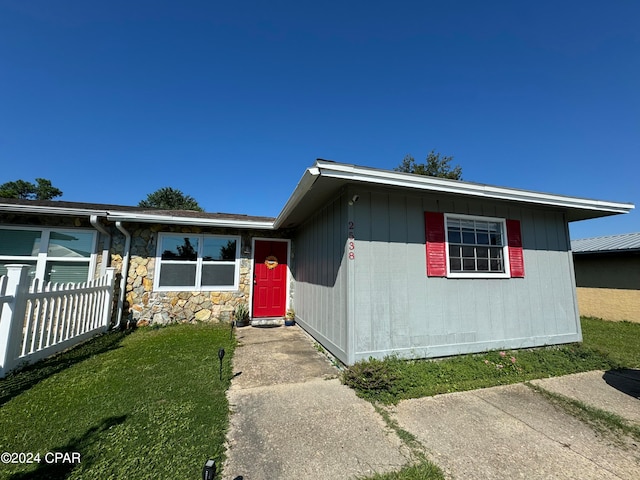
(0, 160, 634, 364)
(572, 233, 640, 323)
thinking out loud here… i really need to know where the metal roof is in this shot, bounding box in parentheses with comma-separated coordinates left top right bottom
(571, 232, 640, 254)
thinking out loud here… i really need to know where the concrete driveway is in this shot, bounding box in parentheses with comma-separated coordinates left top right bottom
(392, 378, 639, 479)
(223, 325, 640, 479)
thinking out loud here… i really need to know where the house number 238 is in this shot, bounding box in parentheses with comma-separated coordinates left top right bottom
(348, 221, 355, 260)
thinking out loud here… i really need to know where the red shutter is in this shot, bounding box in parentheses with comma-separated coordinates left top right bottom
(425, 212, 447, 277)
(506, 219, 525, 278)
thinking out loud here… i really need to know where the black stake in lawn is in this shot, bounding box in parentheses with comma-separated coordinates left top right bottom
(230, 319, 235, 340)
(218, 348, 225, 381)
(202, 459, 216, 480)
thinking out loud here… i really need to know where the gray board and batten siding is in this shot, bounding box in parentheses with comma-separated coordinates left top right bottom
(293, 189, 350, 363)
(292, 184, 581, 366)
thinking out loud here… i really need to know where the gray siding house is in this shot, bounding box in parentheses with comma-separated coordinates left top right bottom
(0, 160, 634, 364)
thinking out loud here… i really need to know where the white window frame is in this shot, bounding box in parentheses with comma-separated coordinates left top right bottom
(444, 213, 511, 279)
(154, 232, 241, 292)
(0, 226, 97, 282)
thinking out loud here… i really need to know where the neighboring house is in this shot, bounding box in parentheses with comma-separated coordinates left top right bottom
(0, 160, 634, 364)
(572, 233, 640, 323)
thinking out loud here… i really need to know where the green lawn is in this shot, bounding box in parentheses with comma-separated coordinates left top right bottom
(0, 323, 235, 480)
(344, 317, 640, 404)
(355, 317, 640, 480)
(580, 316, 640, 367)
(1, 316, 637, 480)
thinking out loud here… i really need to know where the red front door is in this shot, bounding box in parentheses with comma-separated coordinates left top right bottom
(252, 240, 288, 318)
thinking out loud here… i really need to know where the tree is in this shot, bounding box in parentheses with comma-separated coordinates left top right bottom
(395, 151, 462, 180)
(138, 187, 204, 211)
(0, 178, 63, 200)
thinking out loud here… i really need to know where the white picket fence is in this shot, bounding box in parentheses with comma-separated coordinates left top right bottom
(0, 264, 116, 378)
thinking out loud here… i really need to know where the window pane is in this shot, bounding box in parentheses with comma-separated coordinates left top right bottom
(201, 264, 235, 286)
(462, 246, 474, 258)
(45, 261, 90, 284)
(0, 229, 41, 256)
(450, 258, 461, 271)
(161, 236, 199, 261)
(489, 224, 502, 245)
(477, 259, 489, 271)
(476, 232, 489, 245)
(449, 245, 461, 257)
(461, 220, 475, 244)
(203, 238, 237, 261)
(448, 230, 461, 243)
(159, 263, 197, 287)
(48, 231, 94, 258)
(490, 259, 503, 271)
(477, 247, 489, 258)
(463, 259, 476, 271)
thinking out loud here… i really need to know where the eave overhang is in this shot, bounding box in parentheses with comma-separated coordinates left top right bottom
(274, 160, 634, 228)
(105, 212, 274, 229)
(0, 202, 275, 230)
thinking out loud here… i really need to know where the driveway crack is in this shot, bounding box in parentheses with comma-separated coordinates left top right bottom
(471, 389, 628, 479)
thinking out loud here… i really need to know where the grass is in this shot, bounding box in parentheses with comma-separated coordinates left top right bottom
(0, 322, 235, 480)
(1, 316, 636, 480)
(354, 317, 640, 480)
(580, 316, 640, 367)
(527, 382, 640, 443)
(359, 462, 444, 480)
(360, 404, 444, 480)
(343, 317, 639, 404)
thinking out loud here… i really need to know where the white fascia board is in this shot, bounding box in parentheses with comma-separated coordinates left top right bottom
(314, 160, 634, 215)
(0, 203, 109, 217)
(105, 212, 275, 229)
(273, 168, 321, 229)
(0, 203, 275, 229)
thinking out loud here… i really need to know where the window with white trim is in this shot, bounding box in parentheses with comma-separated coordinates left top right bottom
(0, 227, 96, 283)
(155, 233, 240, 291)
(445, 214, 509, 278)
(425, 212, 524, 278)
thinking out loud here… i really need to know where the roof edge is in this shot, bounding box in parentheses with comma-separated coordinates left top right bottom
(273, 167, 321, 229)
(0, 202, 275, 229)
(105, 212, 275, 229)
(313, 160, 635, 216)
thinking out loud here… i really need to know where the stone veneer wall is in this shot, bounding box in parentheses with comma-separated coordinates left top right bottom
(111, 223, 288, 326)
(0, 213, 291, 326)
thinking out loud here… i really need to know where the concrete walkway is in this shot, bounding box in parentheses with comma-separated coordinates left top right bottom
(223, 325, 640, 479)
(222, 325, 409, 479)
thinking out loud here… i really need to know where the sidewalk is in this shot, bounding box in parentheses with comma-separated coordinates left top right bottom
(223, 325, 640, 479)
(222, 325, 409, 479)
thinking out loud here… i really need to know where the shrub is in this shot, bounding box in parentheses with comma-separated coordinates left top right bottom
(342, 357, 398, 400)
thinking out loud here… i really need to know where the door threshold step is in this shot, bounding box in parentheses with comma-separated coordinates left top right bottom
(250, 317, 284, 327)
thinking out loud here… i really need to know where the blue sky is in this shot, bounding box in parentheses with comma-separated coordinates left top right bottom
(1, 0, 638, 239)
